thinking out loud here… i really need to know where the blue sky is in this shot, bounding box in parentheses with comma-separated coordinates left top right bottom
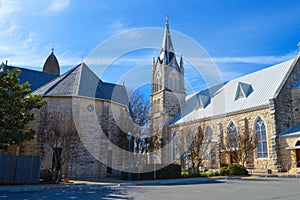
(1, 0, 300, 93)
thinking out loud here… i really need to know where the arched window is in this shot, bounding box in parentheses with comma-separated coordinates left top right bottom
(255, 117, 268, 158)
(159, 75, 162, 90)
(155, 72, 162, 92)
(169, 72, 176, 92)
(187, 129, 194, 154)
(206, 126, 213, 138)
(174, 77, 178, 92)
(154, 81, 157, 92)
(172, 132, 178, 160)
(227, 121, 238, 149)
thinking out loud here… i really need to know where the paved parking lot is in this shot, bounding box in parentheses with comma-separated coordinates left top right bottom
(127, 178, 300, 200)
(0, 177, 299, 200)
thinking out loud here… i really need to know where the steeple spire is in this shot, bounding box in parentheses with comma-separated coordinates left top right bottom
(166, 15, 169, 26)
(159, 15, 175, 65)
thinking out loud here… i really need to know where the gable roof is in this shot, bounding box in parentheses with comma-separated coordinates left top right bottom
(31, 63, 129, 107)
(170, 58, 297, 126)
(3, 66, 58, 91)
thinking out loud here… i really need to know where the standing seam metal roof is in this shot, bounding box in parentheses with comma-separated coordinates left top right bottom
(170, 58, 297, 125)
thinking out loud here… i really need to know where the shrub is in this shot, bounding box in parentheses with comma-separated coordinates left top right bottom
(40, 169, 61, 183)
(220, 164, 248, 176)
(220, 166, 230, 176)
(40, 169, 52, 182)
(121, 164, 181, 180)
(214, 171, 220, 176)
(221, 163, 229, 168)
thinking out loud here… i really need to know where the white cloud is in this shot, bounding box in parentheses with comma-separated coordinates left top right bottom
(0, 21, 80, 68)
(0, 0, 80, 69)
(211, 52, 297, 65)
(48, 0, 70, 13)
(110, 19, 132, 34)
(0, 0, 20, 22)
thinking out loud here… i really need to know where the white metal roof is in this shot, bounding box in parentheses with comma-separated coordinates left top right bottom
(171, 58, 296, 125)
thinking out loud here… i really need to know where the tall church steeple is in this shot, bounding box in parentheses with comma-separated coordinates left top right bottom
(149, 15, 186, 164)
(159, 15, 176, 65)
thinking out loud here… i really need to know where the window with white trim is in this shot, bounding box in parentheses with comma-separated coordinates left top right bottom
(227, 121, 238, 149)
(255, 117, 268, 158)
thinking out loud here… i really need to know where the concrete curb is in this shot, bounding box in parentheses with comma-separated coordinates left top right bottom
(118, 177, 225, 186)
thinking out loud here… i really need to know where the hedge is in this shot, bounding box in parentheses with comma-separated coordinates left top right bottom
(121, 164, 181, 180)
(220, 164, 248, 176)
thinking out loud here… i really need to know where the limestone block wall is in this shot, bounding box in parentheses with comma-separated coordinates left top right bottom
(274, 56, 300, 134)
(279, 135, 300, 170)
(292, 88, 300, 125)
(18, 96, 128, 178)
(163, 90, 185, 117)
(170, 106, 279, 170)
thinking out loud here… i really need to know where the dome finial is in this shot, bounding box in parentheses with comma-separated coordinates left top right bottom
(51, 47, 55, 53)
(43, 49, 60, 75)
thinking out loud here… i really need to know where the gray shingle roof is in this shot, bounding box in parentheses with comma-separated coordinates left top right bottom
(3, 66, 58, 92)
(31, 63, 129, 106)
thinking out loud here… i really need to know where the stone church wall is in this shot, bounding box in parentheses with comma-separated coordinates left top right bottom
(279, 135, 300, 171)
(274, 56, 300, 134)
(170, 106, 279, 170)
(18, 96, 127, 178)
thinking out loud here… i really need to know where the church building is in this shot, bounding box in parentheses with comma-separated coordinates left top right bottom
(4, 50, 130, 178)
(3, 16, 300, 177)
(150, 16, 300, 172)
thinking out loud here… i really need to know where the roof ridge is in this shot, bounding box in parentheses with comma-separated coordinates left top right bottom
(273, 55, 300, 98)
(42, 65, 79, 95)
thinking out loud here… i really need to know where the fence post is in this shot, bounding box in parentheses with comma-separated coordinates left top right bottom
(14, 155, 18, 184)
(37, 155, 42, 184)
(29, 154, 34, 184)
(0, 153, 2, 181)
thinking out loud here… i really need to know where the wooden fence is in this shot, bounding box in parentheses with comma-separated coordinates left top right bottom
(0, 153, 41, 184)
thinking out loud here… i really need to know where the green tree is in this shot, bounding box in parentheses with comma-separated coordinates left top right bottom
(0, 66, 46, 150)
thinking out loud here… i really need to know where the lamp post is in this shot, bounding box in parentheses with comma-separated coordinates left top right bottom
(127, 132, 132, 181)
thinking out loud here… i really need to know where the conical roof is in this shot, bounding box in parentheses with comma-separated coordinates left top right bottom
(42, 51, 60, 75)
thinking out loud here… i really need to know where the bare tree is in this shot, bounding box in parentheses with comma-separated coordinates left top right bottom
(238, 118, 257, 167)
(128, 90, 149, 128)
(127, 89, 150, 150)
(188, 124, 213, 174)
(44, 110, 78, 182)
(225, 118, 257, 166)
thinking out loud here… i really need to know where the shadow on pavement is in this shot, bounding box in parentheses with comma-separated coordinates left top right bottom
(126, 178, 225, 187)
(0, 185, 133, 200)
